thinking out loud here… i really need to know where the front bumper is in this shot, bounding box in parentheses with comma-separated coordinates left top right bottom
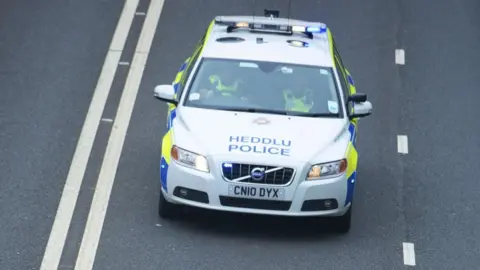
(161, 155, 352, 217)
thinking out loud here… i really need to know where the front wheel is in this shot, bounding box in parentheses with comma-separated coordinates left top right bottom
(158, 188, 181, 219)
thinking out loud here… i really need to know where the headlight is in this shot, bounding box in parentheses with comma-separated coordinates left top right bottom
(307, 159, 347, 180)
(171, 145, 209, 173)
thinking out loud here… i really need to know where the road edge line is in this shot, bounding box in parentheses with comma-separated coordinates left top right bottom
(73, 0, 165, 269)
(39, 1, 139, 269)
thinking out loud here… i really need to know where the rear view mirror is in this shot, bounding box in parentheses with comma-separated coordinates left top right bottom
(154, 84, 177, 105)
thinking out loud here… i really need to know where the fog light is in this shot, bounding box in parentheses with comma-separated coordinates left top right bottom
(324, 200, 332, 208)
(179, 188, 188, 197)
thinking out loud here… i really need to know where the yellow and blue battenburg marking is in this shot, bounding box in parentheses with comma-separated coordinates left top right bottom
(345, 69, 356, 95)
(344, 69, 358, 206)
(160, 58, 189, 192)
(347, 73, 355, 86)
(344, 121, 358, 206)
(325, 28, 360, 206)
(160, 20, 215, 192)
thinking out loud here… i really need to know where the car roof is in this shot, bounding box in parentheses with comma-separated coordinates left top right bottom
(201, 16, 335, 68)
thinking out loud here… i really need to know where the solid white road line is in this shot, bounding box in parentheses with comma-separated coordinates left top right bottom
(74, 1, 165, 269)
(403, 242, 416, 266)
(395, 49, 405, 65)
(39, 1, 139, 269)
(397, 135, 409, 154)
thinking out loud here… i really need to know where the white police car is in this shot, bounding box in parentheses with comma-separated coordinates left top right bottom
(153, 10, 372, 233)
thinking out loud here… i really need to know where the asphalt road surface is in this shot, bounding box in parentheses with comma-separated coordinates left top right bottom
(1, 0, 479, 269)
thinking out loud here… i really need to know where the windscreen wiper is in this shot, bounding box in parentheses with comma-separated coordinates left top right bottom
(220, 107, 288, 115)
(285, 112, 340, 118)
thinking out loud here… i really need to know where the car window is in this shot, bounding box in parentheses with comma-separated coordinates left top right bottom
(175, 27, 210, 99)
(332, 37, 347, 69)
(332, 41, 350, 101)
(176, 44, 203, 99)
(334, 57, 349, 102)
(183, 58, 343, 118)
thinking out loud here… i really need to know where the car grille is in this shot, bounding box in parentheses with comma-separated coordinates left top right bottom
(221, 162, 295, 185)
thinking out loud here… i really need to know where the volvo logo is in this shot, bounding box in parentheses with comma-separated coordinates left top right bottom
(250, 167, 265, 181)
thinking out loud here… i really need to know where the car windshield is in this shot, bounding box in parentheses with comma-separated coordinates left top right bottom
(183, 57, 343, 118)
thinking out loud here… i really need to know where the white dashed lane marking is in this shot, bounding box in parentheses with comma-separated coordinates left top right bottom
(74, 0, 165, 269)
(397, 135, 409, 154)
(39, 1, 139, 269)
(395, 49, 405, 65)
(403, 242, 416, 266)
(101, 118, 113, 123)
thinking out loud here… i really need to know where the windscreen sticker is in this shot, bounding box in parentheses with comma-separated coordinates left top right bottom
(280, 67, 293, 74)
(328, 101, 339, 113)
(239, 62, 258, 68)
(320, 69, 329, 75)
(189, 93, 200, 101)
(228, 135, 291, 156)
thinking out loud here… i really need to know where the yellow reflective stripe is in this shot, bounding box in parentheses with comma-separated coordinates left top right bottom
(162, 129, 174, 164)
(345, 141, 358, 178)
(327, 29, 335, 66)
(200, 20, 215, 55)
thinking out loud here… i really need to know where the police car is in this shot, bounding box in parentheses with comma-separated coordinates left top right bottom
(153, 10, 372, 233)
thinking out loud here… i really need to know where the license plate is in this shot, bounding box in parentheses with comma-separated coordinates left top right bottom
(228, 184, 285, 200)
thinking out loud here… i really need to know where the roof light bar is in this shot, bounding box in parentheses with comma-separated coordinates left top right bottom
(291, 26, 306, 32)
(292, 24, 327, 34)
(235, 22, 249, 28)
(214, 16, 327, 37)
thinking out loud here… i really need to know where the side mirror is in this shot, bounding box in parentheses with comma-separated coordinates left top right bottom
(348, 93, 367, 103)
(153, 84, 177, 105)
(349, 100, 373, 119)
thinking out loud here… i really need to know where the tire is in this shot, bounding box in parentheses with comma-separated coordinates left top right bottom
(158, 188, 180, 219)
(333, 204, 352, 234)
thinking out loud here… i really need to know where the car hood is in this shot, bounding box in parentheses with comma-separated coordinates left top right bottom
(175, 107, 348, 162)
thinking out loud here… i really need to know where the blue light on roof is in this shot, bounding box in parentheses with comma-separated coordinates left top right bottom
(306, 25, 327, 33)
